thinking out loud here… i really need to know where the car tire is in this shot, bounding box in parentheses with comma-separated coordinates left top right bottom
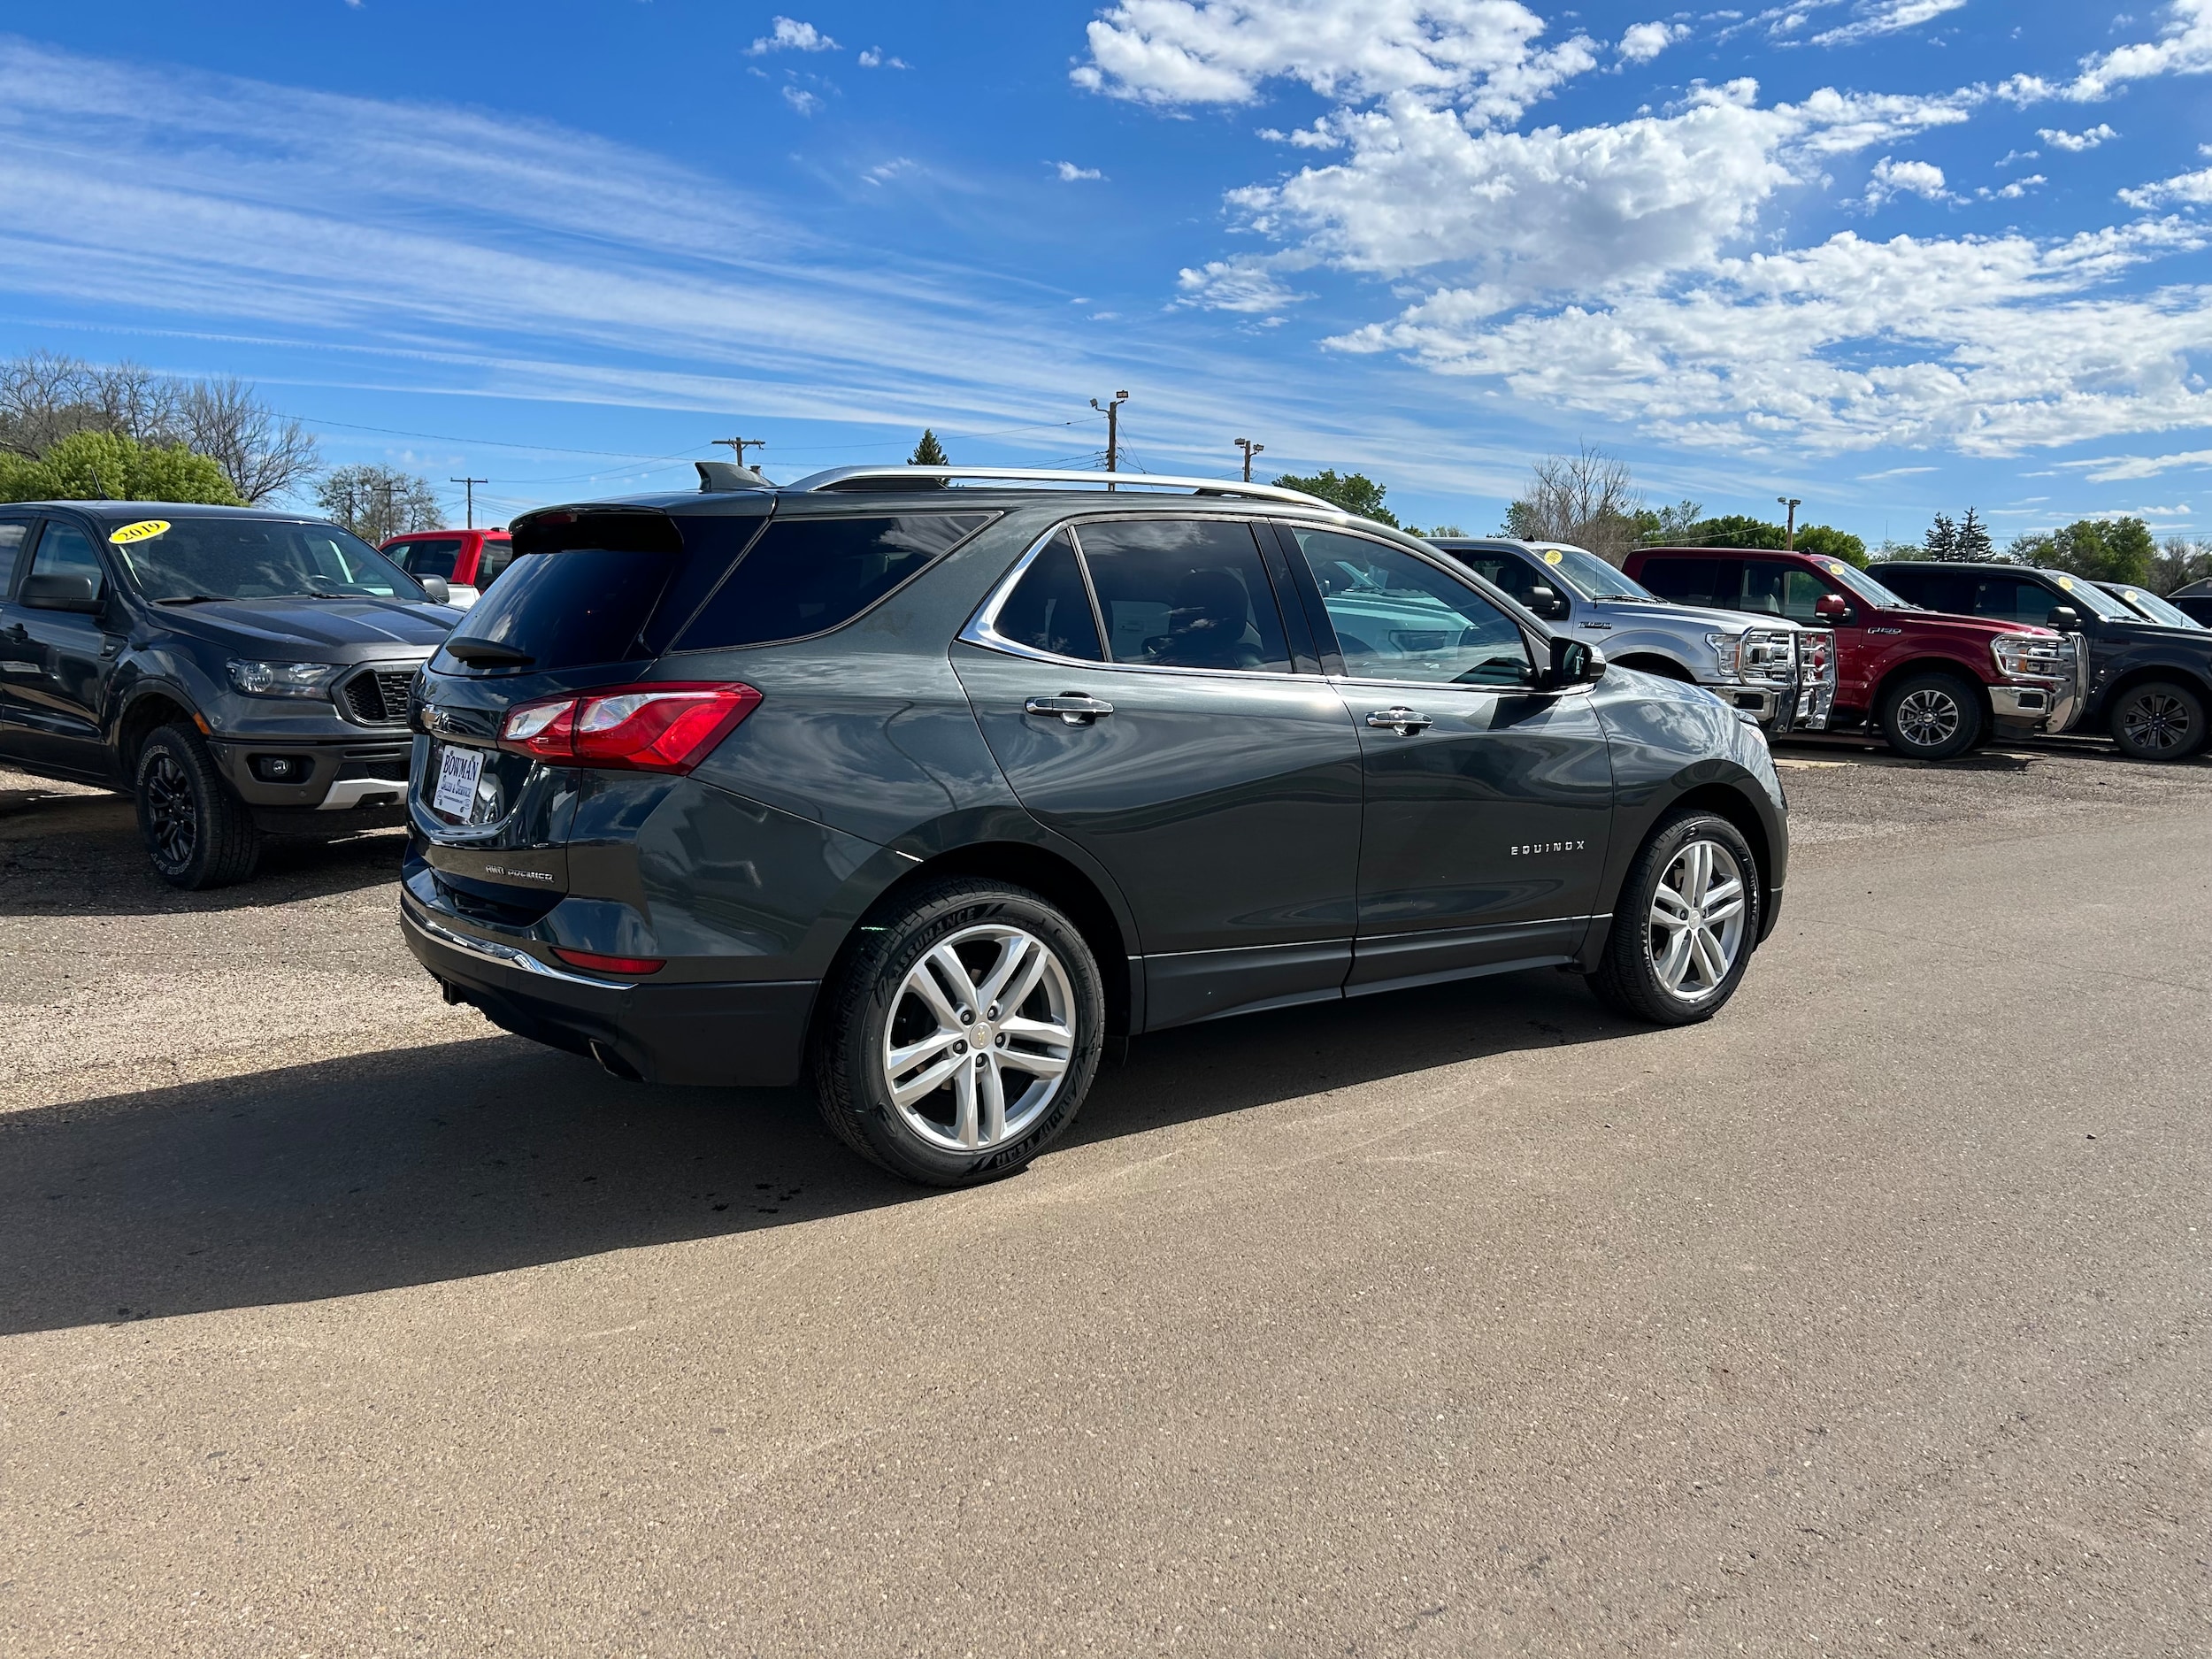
(813, 879, 1105, 1187)
(1587, 810, 1762, 1026)
(1878, 670, 1983, 762)
(2108, 680, 2205, 762)
(134, 724, 260, 889)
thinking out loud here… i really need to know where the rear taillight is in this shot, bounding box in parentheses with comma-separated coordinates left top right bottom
(497, 682, 761, 773)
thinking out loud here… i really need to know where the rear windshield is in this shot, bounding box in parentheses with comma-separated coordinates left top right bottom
(438, 511, 762, 673)
(673, 513, 995, 652)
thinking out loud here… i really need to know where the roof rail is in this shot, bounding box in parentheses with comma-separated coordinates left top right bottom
(783, 465, 1344, 513)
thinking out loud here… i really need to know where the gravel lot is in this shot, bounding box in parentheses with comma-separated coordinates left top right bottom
(2, 739, 2208, 1656)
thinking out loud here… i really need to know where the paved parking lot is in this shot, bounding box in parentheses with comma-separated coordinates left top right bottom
(3, 740, 2208, 1656)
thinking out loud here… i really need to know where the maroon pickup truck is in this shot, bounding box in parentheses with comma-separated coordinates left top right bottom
(1624, 547, 2085, 760)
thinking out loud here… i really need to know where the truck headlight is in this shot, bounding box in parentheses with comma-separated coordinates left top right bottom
(227, 659, 340, 698)
(1991, 635, 2069, 680)
(1712, 629, 1798, 686)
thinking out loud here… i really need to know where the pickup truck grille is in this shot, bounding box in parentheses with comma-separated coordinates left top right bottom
(341, 666, 419, 726)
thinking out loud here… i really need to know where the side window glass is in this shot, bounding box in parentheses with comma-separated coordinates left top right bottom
(0, 522, 27, 596)
(399, 537, 465, 580)
(476, 541, 516, 584)
(677, 513, 993, 651)
(1780, 571, 1832, 621)
(1456, 552, 1540, 605)
(1073, 519, 1292, 672)
(1640, 557, 1724, 607)
(993, 533, 1102, 661)
(29, 523, 104, 598)
(1970, 580, 2054, 626)
(1741, 562, 1788, 617)
(1294, 530, 1532, 688)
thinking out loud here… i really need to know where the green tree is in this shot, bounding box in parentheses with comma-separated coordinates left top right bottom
(2010, 518, 2156, 585)
(1273, 469, 1399, 527)
(1793, 524, 1869, 566)
(0, 429, 241, 504)
(909, 428, 949, 467)
(1955, 507, 1993, 560)
(2150, 535, 2212, 594)
(1689, 514, 1790, 550)
(1923, 512, 1960, 559)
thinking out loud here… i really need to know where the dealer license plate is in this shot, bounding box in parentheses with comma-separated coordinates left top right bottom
(432, 743, 486, 820)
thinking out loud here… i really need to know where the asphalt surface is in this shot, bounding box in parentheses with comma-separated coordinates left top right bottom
(1, 739, 2208, 1656)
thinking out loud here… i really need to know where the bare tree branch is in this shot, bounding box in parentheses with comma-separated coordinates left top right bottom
(180, 378, 320, 503)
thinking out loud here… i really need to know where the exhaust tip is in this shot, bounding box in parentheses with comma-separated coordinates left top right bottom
(588, 1040, 645, 1083)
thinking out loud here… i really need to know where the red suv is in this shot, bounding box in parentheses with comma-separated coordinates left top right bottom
(1624, 547, 2085, 760)
(380, 528, 514, 611)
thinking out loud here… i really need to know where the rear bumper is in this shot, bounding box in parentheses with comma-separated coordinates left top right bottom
(400, 897, 816, 1087)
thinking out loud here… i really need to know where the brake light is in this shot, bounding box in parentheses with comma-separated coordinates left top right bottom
(552, 948, 665, 976)
(497, 682, 761, 772)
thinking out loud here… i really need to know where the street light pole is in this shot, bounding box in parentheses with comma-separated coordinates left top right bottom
(1778, 495, 1803, 551)
(1234, 438, 1264, 483)
(1090, 391, 1129, 489)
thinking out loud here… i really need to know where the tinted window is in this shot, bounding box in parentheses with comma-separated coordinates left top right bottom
(0, 522, 27, 596)
(1879, 568, 1968, 612)
(396, 537, 465, 581)
(994, 532, 1102, 661)
(1452, 550, 1541, 605)
(677, 513, 992, 652)
(445, 547, 676, 672)
(29, 523, 106, 599)
(1969, 578, 2066, 627)
(1074, 519, 1291, 672)
(1296, 530, 1532, 687)
(476, 539, 517, 585)
(1640, 557, 1731, 607)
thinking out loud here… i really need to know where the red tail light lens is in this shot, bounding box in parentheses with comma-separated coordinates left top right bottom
(553, 947, 665, 976)
(497, 682, 761, 772)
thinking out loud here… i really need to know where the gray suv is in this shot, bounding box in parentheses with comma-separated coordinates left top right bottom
(1432, 539, 1836, 732)
(402, 467, 1790, 1187)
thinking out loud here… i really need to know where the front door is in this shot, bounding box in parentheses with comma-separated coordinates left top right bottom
(953, 518, 1364, 1029)
(1282, 526, 1617, 991)
(0, 517, 35, 762)
(0, 518, 126, 780)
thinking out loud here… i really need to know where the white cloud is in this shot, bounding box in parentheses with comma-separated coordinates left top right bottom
(747, 17, 839, 55)
(1978, 173, 2046, 200)
(2001, 0, 2212, 102)
(1071, 0, 1601, 127)
(1055, 161, 1105, 181)
(781, 85, 822, 116)
(1864, 155, 1948, 204)
(1175, 257, 1310, 311)
(1810, 0, 1969, 48)
(857, 48, 910, 69)
(2116, 165, 2212, 207)
(1331, 222, 2212, 457)
(2039, 123, 2117, 151)
(2053, 448, 2212, 481)
(1618, 21, 1689, 62)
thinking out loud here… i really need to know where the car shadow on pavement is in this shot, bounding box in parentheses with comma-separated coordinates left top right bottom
(0, 971, 1624, 1336)
(0, 781, 404, 917)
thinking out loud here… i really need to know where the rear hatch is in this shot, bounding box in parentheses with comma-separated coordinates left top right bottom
(410, 504, 768, 916)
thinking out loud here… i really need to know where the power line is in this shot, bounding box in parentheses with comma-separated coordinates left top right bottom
(451, 476, 487, 529)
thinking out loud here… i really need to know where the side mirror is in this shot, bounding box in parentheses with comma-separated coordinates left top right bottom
(1546, 635, 1606, 688)
(2047, 605, 2082, 632)
(1813, 592, 1851, 622)
(19, 572, 102, 614)
(1527, 583, 1572, 621)
(418, 575, 453, 606)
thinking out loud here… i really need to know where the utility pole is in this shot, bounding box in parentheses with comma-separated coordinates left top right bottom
(375, 479, 396, 542)
(1777, 495, 1803, 550)
(1090, 391, 1129, 488)
(714, 436, 767, 472)
(451, 476, 487, 530)
(1234, 437, 1264, 483)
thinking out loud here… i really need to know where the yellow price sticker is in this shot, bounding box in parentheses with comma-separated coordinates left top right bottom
(109, 519, 172, 545)
(2056, 575, 2074, 591)
(1542, 549, 1563, 565)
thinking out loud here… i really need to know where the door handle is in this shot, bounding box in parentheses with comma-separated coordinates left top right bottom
(1365, 707, 1432, 735)
(1025, 694, 1115, 726)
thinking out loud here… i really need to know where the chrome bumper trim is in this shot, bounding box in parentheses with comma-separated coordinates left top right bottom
(401, 899, 640, 991)
(317, 776, 410, 811)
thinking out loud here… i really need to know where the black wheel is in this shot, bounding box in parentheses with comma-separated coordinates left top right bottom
(134, 724, 260, 889)
(1587, 810, 1762, 1026)
(812, 879, 1105, 1187)
(1878, 670, 1983, 762)
(2108, 680, 2205, 762)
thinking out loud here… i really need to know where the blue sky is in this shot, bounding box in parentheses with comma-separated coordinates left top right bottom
(1, 2, 2208, 543)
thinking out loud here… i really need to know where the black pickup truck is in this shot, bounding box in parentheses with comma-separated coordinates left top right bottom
(1878, 560, 2212, 760)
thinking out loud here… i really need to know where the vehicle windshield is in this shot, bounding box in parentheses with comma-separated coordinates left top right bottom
(2105, 584, 2208, 629)
(1823, 558, 1917, 610)
(106, 517, 429, 603)
(2041, 572, 2134, 620)
(1524, 543, 1658, 602)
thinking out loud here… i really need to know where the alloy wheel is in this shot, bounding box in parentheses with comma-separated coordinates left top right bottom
(142, 752, 198, 872)
(880, 922, 1076, 1152)
(1646, 839, 1748, 1004)
(2121, 690, 2194, 755)
(1893, 687, 1961, 750)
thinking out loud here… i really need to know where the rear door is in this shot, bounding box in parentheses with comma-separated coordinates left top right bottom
(0, 516, 33, 761)
(0, 517, 126, 780)
(953, 517, 1364, 1029)
(1281, 526, 1616, 989)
